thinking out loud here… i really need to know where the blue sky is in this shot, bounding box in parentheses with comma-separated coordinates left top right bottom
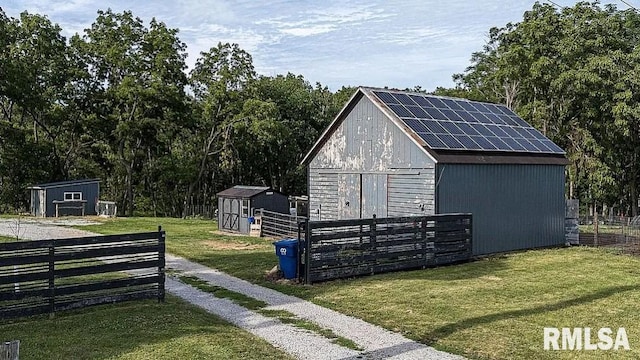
(3, 0, 629, 91)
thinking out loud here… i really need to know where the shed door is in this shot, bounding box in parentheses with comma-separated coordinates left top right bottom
(221, 198, 240, 231)
(338, 174, 361, 219)
(229, 199, 240, 230)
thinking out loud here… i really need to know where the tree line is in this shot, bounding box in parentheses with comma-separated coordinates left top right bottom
(435, 1, 640, 217)
(0, 8, 353, 216)
(2, 2, 639, 217)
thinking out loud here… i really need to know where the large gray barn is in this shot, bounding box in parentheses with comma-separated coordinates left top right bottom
(302, 87, 568, 255)
(28, 179, 100, 217)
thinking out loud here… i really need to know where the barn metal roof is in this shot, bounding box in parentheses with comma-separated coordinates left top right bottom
(301, 87, 569, 165)
(216, 186, 275, 198)
(28, 178, 100, 190)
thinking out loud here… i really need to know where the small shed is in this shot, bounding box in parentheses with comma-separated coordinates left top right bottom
(28, 179, 100, 217)
(217, 186, 289, 234)
(302, 87, 569, 255)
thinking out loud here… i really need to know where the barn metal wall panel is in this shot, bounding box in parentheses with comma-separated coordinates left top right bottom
(437, 164, 566, 255)
(309, 96, 436, 220)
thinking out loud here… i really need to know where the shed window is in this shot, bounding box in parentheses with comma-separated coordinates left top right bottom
(241, 199, 249, 217)
(64, 192, 82, 201)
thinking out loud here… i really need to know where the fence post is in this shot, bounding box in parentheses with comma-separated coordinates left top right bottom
(370, 215, 377, 275)
(297, 221, 303, 281)
(0, 340, 19, 360)
(158, 226, 166, 303)
(421, 216, 428, 268)
(305, 220, 311, 285)
(48, 244, 55, 317)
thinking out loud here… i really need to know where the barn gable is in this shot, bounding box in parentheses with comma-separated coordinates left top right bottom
(306, 92, 437, 221)
(309, 92, 436, 170)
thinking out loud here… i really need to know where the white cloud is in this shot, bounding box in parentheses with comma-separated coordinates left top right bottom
(280, 24, 336, 37)
(378, 27, 452, 46)
(258, 3, 392, 38)
(6, 0, 625, 91)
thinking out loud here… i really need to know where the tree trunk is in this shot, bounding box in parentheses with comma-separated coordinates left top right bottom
(183, 105, 222, 218)
(126, 157, 134, 217)
(631, 180, 638, 217)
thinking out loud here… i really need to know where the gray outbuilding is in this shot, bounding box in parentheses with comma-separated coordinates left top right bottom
(217, 186, 289, 234)
(28, 179, 100, 217)
(302, 87, 569, 255)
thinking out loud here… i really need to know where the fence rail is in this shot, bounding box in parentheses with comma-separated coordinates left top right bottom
(0, 229, 165, 319)
(256, 209, 306, 239)
(578, 215, 640, 255)
(302, 213, 472, 284)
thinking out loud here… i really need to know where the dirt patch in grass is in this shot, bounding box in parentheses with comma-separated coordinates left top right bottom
(210, 230, 253, 237)
(202, 240, 263, 250)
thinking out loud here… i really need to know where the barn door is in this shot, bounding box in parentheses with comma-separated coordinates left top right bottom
(338, 174, 361, 219)
(361, 174, 387, 218)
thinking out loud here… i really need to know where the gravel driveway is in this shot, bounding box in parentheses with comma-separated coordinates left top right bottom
(0, 218, 99, 240)
(0, 218, 464, 360)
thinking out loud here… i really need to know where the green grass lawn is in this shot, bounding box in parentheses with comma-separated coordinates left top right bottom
(79, 217, 640, 359)
(0, 295, 290, 360)
(78, 217, 278, 283)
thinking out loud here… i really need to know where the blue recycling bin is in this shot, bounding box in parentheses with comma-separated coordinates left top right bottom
(273, 238, 299, 279)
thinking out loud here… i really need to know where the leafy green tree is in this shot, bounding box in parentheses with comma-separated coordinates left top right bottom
(72, 10, 189, 216)
(445, 1, 640, 215)
(186, 42, 256, 215)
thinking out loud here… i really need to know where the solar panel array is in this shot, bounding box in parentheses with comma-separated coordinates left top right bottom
(372, 90, 564, 154)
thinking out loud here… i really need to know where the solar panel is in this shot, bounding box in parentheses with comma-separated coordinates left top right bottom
(372, 90, 565, 155)
(406, 105, 429, 118)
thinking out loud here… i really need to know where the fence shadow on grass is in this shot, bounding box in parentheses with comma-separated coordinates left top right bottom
(0, 297, 272, 360)
(424, 284, 640, 343)
(385, 257, 508, 282)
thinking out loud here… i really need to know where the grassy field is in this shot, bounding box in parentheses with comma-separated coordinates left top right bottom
(0, 218, 291, 359)
(78, 217, 640, 359)
(0, 296, 290, 360)
(78, 217, 278, 283)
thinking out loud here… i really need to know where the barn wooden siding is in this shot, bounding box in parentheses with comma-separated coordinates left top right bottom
(309, 96, 436, 221)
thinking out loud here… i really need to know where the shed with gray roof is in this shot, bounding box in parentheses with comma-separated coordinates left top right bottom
(217, 185, 289, 234)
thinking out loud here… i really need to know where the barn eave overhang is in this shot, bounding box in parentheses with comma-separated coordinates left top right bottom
(432, 150, 569, 165)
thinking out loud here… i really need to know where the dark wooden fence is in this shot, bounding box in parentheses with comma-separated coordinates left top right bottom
(0, 228, 165, 319)
(301, 214, 472, 284)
